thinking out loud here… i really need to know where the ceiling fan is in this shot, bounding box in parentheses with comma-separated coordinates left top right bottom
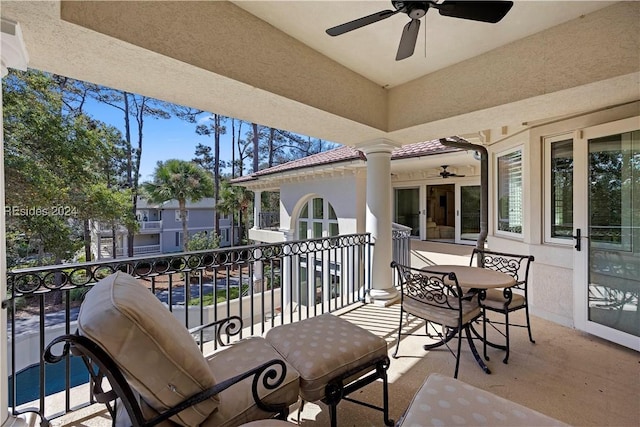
(326, 1, 514, 61)
(440, 165, 465, 178)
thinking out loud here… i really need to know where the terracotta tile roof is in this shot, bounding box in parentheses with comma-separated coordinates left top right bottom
(231, 145, 365, 182)
(256, 145, 365, 176)
(232, 138, 462, 182)
(391, 139, 459, 159)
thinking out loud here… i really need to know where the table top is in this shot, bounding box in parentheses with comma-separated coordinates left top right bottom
(424, 264, 516, 289)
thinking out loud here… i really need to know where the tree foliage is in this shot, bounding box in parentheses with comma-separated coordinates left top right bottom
(3, 70, 130, 266)
(186, 231, 220, 251)
(217, 179, 252, 244)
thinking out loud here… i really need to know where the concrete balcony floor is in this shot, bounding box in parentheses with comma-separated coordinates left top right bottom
(52, 303, 639, 427)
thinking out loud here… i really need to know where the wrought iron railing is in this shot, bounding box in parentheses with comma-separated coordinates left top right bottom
(3, 233, 372, 425)
(392, 223, 412, 267)
(392, 223, 412, 287)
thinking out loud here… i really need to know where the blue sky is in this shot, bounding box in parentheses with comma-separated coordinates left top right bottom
(84, 97, 236, 181)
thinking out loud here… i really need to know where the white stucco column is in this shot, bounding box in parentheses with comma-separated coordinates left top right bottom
(358, 140, 400, 306)
(1, 18, 29, 427)
(252, 190, 262, 229)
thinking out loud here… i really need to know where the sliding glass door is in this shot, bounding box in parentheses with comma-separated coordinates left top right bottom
(574, 117, 640, 349)
(394, 187, 420, 237)
(459, 185, 480, 242)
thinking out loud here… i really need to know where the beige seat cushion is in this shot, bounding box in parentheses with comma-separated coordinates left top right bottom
(115, 338, 300, 427)
(404, 295, 481, 328)
(202, 336, 300, 427)
(264, 313, 388, 402)
(398, 373, 568, 426)
(77, 271, 218, 426)
(482, 288, 526, 310)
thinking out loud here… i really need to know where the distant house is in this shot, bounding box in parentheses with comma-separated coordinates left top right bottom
(91, 197, 235, 259)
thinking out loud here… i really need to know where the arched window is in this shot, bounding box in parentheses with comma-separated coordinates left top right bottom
(297, 197, 339, 239)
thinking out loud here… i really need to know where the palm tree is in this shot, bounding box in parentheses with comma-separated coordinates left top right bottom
(142, 159, 214, 251)
(217, 180, 252, 245)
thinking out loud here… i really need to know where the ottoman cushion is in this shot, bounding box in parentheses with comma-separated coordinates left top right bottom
(264, 313, 388, 402)
(398, 373, 568, 426)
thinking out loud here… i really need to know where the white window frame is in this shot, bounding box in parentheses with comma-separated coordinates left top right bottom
(297, 197, 339, 239)
(544, 133, 575, 245)
(495, 146, 524, 238)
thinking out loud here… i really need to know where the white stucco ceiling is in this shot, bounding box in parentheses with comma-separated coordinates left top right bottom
(234, 1, 613, 88)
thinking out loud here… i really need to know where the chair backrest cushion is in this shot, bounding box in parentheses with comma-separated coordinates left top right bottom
(77, 271, 219, 426)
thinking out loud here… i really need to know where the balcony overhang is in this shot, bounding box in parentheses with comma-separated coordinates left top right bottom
(0, 1, 637, 146)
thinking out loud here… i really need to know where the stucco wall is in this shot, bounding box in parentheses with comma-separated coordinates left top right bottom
(485, 102, 639, 328)
(279, 171, 366, 236)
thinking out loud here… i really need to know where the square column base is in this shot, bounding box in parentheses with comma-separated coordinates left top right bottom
(367, 289, 400, 307)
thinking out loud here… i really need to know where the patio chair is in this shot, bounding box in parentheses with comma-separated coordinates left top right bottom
(390, 261, 481, 379)
(44, 271, 300, 427)
(470, 248, 535, 364)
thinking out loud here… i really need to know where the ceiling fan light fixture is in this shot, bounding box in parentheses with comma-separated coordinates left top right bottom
(405, 2, 429, 19)
(326, 1, 514, 61)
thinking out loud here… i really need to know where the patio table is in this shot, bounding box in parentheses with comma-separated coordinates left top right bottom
(422, 264, 516, 374)
(427, 264, 516, 289)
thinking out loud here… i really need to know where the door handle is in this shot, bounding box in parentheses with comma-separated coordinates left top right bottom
(573, 228, 581, 251)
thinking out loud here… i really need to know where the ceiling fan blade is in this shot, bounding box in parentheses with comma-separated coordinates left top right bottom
(396, 19, 421, 61)
(435, 1, 513, 24)
(326, 9, 400, 36)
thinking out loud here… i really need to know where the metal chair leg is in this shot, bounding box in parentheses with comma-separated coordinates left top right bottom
(483, 308, 490, 361)
(453, 327, 463, 379)
(525, 304, 536, 343)
(296, 400, 306, 424)
(329, 401, 338, 427)
(393, 308, 404, 358)
(503, 310, 510, 364)
(379, 360, 394, 426)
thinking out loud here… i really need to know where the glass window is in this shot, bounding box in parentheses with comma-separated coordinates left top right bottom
(328, 205, 337, 220)
(589, 132, 637, 249)
(175, 210, 189, 222)
(313, 198, 323, 219)
(497, 149, 523, 234)
(460, 186, 480, 240)
(394, 188, 420, 237)
(551, 139, 574, 239)
(297, 198, 339, 240)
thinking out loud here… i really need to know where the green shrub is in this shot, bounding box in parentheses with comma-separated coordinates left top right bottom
(189, 285, 248, 306)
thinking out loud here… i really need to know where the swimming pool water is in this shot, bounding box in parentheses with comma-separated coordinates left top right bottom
(9, 355, 89, 407)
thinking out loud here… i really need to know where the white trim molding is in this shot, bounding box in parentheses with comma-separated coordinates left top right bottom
(1, 19, 29, 77)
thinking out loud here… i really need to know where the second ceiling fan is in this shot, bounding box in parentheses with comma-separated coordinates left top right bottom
(440, 165, 465, 178)
(326, 1, 514, 61)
